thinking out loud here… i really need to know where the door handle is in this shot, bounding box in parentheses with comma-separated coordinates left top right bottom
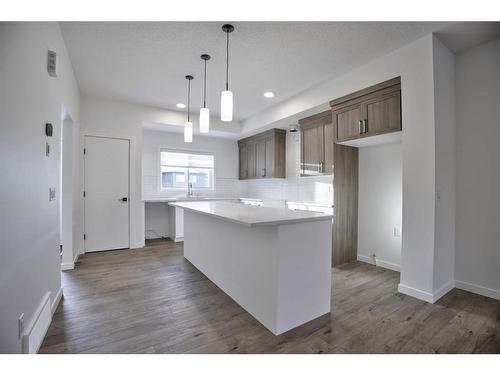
(121, 197, 128, 202)
(262, 168, 266, 177)
(363, 119, 368, 133)
(358, 120, 362, 134)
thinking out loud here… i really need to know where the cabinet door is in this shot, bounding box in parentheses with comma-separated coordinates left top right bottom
(239, 144, 248, 179)
(264, 136, 275, 178)
(333, 104, 363, 142)
(363, 91, 401, 136)
(323, 120, 334, 174)
(256, 139, 266, 178)
(247, 142, 257, 179)
(301, 124, 324, 176)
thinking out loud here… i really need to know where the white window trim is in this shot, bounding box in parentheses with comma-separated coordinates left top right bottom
(158, 148, 216, 192)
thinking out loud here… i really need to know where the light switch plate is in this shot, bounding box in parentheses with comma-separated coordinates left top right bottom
(49, 188, 56, 201)
(393, 227, 401, 237)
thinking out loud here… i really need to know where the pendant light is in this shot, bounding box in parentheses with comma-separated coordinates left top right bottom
(184, 75, 194, 143)
(199, 54, 211, 133)
(221, 24, 234, 122)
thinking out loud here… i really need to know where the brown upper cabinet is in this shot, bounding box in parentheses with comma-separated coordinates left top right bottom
(330, 77, 401, 143)
(299, 110, 334, 176)
(238, 129, 286, 180)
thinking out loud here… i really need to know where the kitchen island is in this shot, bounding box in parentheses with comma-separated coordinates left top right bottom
(170, 201, 333, 335)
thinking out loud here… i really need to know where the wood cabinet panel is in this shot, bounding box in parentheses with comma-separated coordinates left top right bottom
(264, 137, 274, 178)
(301, 124, 324, 176)
(364, 91, 401, 136)
(334, 104, 363, 143)
(324, 121, 334, 174)
(256, 140, 266, 179)
(332, 144, 358, 266)
(299, 110, 334, 176)
(239, 144, 248, 179)
(331, 77, 401, 143)
(247, 142, 256, 179)
(238, 129, 286, 180)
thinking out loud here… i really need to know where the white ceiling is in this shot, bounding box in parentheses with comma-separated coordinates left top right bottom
(61, 22, 500, 121)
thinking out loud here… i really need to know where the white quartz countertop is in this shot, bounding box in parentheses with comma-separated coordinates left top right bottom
(170, 201, 333, 227)
(143, 197, 238, 203)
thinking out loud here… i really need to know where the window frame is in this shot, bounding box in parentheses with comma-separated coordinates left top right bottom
(158, 148, 216, 192)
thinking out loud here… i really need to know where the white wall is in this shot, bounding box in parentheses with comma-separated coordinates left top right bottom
(455, 38, 500, 299)
(0, 23, 80, 353)
(358, 143, 402, 271)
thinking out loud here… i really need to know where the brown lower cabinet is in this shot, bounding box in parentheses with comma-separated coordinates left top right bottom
(238, 129, 286, 180)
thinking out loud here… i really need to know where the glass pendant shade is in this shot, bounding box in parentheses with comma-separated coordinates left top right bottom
(184, 121, 193, 143)
(199, 107, 210, 133)
(220, 90, 233, 122)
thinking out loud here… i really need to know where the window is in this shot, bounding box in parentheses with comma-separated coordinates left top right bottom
(160, 150, 215, 190)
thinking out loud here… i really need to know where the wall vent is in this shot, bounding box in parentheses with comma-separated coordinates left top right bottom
(47, 50, 57, 77)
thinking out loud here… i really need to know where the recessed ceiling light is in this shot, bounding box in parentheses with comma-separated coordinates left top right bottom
(176, 103, 186, 109)
(263, 91, 275, 98)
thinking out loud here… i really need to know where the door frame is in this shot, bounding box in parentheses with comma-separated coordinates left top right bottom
(83, 134, 131, 253)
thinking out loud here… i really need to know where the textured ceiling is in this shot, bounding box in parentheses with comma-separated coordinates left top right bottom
(61, 22, 500, 121)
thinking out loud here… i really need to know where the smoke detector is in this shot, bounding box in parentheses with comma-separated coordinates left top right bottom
(289, 124, 299, 133)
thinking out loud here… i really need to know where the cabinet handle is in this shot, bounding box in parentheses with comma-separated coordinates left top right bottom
(358, 120, 363, 134)
(363, 119, 368, 133)
(262, 168, 266, 177)
(318, 161, 324, 174)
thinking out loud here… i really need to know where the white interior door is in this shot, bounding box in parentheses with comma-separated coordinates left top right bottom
(84, 136, 130, 252)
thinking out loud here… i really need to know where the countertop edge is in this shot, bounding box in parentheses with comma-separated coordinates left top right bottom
(170, 202, 333, 227)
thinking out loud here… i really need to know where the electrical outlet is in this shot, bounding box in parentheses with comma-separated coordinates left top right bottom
(18, 313, 24, 339)
(393, 227, 401, 237)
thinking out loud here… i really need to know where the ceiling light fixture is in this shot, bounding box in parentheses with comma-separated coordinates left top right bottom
(200, 54, 211, 133)
(263, 91, 275, 98)
(176, 103, 186, 109)
(221, 24, 234, 122)
(184, 75, 194, 143)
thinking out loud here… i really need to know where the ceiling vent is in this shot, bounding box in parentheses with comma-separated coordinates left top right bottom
(47, 50, 57, 77)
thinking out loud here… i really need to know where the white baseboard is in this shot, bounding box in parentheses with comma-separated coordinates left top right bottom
(432, 280, 455, 303)
(357, 254, 374, 264)
(131, 241, 145, 249)
(398, 280, 455, 304)
(61, 251, 80, 271)
(455, 280, 500, 301)
(398, 283, 434, 303)
(174, 237, 184, 243)
(51, 287, 63, 315)
(22, 292, 52, 354)
(357, 254, 400, 272)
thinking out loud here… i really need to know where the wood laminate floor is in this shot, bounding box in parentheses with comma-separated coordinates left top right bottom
(40, 239, 500, 354)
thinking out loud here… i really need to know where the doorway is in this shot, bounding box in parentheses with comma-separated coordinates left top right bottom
(84, 136, 130, 252)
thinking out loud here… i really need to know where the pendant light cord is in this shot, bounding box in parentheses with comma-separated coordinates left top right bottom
(225, 31, 229, 91)
(187, 78, 191, 122)
(203, 59, 207, 108)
